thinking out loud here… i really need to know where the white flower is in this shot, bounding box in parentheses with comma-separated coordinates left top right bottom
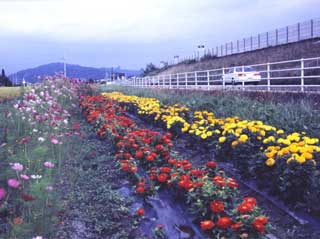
(32, 236, 43, 239)
(38, 137, 45, 142)
(31, 175, 42, 179)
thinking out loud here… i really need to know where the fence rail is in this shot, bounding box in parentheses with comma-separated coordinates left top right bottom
(177, 18, 320, 62)
(118, 57, 320, 93)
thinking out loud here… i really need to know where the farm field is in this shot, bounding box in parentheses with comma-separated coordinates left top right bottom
(1, 80, 320, 239)
(0, 87, 23, 101)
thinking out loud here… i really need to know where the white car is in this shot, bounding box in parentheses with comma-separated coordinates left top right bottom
(223, 66, 261, 84)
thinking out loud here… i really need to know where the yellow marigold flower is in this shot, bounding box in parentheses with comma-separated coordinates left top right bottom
(265, 158, 275, 166)
(295, 155, 306, 164)
(265, 151, 276, 158)
(282, 147, 290, 154)
(260, 130, 266, 137)
(282, 139, 291, 145)
(201, 134, 207, 139)
(277, 138, 284, 144)
(289, 144, 298, 153)
(277, 129, 284, 134)
(239, 134, 248, 143)
(206, 131, 213, 137)
(302, 152, 313, 160)
(286, 157, 294, 164)
(231, 141, 239, 148)
(218, 136, 226, 143)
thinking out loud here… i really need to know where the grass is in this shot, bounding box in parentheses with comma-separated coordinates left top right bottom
(0, 87, 23, 101)
(99, 85, 320, 137)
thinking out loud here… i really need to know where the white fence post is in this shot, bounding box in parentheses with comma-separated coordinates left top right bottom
(207, 70, 210, 90)
(185, 73, 188, 89)
(195, 72, 198, 88)
(301, 58, 304, 92)
(222, 67, 225, 90)
(267, 63, 270, 91)
(177, 74, 179, 88)
(169, 75, 172, 89)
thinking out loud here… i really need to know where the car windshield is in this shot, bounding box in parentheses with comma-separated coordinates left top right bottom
(243, 67, 254, 72)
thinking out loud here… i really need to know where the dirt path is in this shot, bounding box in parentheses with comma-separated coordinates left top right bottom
(55, 121, 147, 239)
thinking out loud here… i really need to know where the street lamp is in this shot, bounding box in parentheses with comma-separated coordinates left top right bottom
(61, 56, 67, 78)
(197, 45, 205, 60)
(174, 55, 179, 64)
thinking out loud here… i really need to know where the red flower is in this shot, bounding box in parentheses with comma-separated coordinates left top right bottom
(228, 179, 238, 189)
(200, 220, 214, 230)
(243, 197, 257, 206)
(121, 163, 130, 171)
(231, 222, 242, 231)
(124, 153, 132, 159)
(21, 193, 35, 201)
(210, 200, 224, 213)
(237, 202, 254, 214)
(214, 179, 226, 187)
(254, 216, 268, 225)
(116, 141, 124, 148)
(135, 151, 143, 159)
(73, 121, 80, 131)
(217, 217, 232, 229)
(157, 173, 168, 183)
(207, 161, 217, 168)
(146, 155, 155, 161)
(252, 220, 265, 233)
(130, 167, 138, 173)
(136, 208, 145, 216)
(136, 186, 144, 194)
(160, 167, 171, 173)
(183, 163, 193, 171)
(155, 144, 163, 151)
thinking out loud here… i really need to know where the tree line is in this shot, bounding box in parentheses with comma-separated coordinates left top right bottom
(0, 69, 13, 87)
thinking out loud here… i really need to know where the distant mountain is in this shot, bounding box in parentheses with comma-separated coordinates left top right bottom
(9, 62, 143, 84)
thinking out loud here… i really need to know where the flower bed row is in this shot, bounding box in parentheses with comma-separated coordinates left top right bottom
(0, 78, 83, 238)
(80, 95, 269, 238)
(101, 92, 320, 212)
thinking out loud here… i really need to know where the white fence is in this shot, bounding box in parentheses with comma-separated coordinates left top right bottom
(177, 18, 320, 63)
(119, 57, 320, 92)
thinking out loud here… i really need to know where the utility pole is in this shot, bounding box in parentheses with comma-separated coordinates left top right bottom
(61, 56, 67, 78)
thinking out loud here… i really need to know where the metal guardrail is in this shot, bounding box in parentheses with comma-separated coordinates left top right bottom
(176, 18, 320, 63)
(118, 57, 320, 92)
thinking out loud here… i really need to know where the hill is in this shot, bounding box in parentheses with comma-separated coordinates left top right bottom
(9, 63, 142, 84)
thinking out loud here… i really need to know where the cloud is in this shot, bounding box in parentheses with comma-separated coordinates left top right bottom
(0, 0, 318, 73)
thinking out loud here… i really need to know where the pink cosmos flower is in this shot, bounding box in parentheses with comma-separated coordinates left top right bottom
(46, 186, 54, 191)
(20, 174, 30, 180)
(51, 138, 59, 145)
(43, 161, 55, 168)
(7, 179, 20, 188)
(11, 163, 24, 172)
(0, 188, 6, 200)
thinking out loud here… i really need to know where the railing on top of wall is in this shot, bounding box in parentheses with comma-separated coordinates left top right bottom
(175, 18, 320, 63)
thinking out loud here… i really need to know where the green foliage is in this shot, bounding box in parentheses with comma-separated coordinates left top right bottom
(99, 85, 320, 137)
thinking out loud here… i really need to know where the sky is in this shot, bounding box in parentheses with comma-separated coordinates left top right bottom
(0, 0, 319, 74)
